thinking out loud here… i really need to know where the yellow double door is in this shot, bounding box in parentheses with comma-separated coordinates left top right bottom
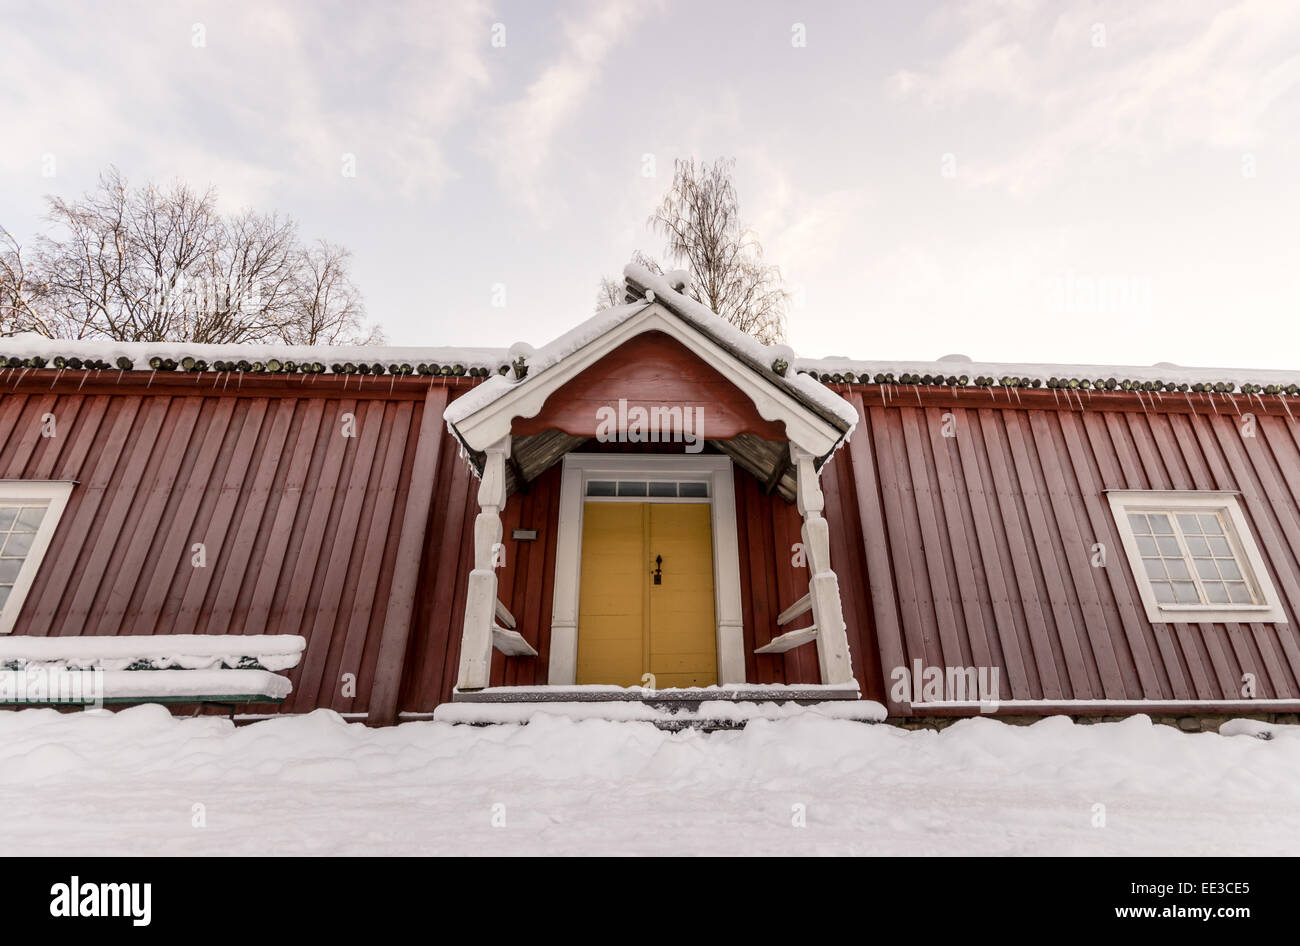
(576, 502, 718, 688)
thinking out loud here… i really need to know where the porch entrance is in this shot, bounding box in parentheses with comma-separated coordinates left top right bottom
(576, 501, 717, 688)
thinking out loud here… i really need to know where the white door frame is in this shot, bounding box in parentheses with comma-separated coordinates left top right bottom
(548, 453, 746, 686)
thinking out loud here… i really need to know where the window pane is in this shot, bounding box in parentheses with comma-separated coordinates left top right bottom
(1143, 559, 1167, 579)
(0, 507, 16, 531)
(1208, 537, 1231, 557)
(587, 481, 616, 497)
(1177, 514, 1202, 534)
(1185, 536, 1210, 556)
(1198, 514, 1223, 535)
(1128, 513, 1150, 533)
(1152, 582, 1176, 603)
(1148, 514, 1174, 534)
(1136, 536, 1157, 556)
(1204, 582, 1229, 603)
(14, 507, 44, 531)
(0, 560, 19, 582)
(617, 481, 647, 497)
(647, 481, 677, 497)
(1172, 582, 1198, 603)
(1195, 558, 1219, 580)
(1165, 559, 1190, 579)
(0, 585, 9, 609)
(1, 533, 33, 558)
(1227, 582, 1253, 604)
(1156, 536, 1181, 556)
(1218, 559, 1242, 580)
(677, 482, 708, 498)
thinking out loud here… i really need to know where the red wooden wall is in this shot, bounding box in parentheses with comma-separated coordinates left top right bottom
(6, 367, 1300, 720)
(834, 386, 1300, 713)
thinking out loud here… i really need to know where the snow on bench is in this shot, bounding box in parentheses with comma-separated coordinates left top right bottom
(0, 635, 305, 705)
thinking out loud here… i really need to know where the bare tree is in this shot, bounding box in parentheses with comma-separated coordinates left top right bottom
(598, 158, 789, 343)
(595, 276, 624, 311)
(11, 167, 380, 345)
(0, 228, 51, 336)
(283, 240, 381, 346)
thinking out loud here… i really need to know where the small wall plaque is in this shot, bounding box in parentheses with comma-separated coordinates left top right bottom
(512, 529, 538, 541)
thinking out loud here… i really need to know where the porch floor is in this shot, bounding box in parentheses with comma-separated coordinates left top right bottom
(441, 684, 880, 731)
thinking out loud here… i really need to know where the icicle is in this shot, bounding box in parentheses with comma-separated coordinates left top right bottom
(1281, 399, 1295, 424)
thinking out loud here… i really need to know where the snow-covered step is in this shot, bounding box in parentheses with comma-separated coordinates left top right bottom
(434, 698, 886, 731)
(451, 682, 861, 705)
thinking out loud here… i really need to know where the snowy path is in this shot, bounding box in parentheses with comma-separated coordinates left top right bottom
(0, 705, 1297, 856)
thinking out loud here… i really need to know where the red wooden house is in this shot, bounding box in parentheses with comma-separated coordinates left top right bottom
(2, 264, 1299, 725)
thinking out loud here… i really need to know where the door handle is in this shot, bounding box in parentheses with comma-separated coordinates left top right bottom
(652, 555, 662, 585)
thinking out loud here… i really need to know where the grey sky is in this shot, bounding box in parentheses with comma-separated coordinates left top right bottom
(3, 0, 1298, 368)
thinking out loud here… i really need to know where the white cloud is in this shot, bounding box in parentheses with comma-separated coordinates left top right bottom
(0, 1, 495, 208)
(889, 0, 1300, 194)
(480, 1, 658, 212)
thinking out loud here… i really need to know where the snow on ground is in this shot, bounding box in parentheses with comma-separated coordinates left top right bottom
(1, 705, 1297, 856)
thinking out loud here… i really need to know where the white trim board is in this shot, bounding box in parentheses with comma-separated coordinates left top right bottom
(548, 454, 746, 686)
(0, 481, 75, 635)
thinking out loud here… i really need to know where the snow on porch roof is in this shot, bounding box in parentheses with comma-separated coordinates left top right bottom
(441, 264, 862, 439)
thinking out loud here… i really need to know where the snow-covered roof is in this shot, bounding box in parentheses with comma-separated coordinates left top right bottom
(794, 354, 1300, 395)
(441, 265, 862, 475)
(4, 311, 1299, 398)
(0, 333, 507, 377)
(441, 268, 859, 437)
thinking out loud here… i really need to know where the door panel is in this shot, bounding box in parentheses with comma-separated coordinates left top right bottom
(576, 502, 647, 686)
(575, 500, 718, 688)
(648, 503, 717, 687)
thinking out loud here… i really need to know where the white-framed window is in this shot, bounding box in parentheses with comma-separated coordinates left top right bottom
(0, 481, 75, 635)
(1107, 489, 1287, 624)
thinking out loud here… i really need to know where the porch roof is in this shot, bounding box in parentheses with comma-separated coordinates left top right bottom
(442, 265, 859, 496)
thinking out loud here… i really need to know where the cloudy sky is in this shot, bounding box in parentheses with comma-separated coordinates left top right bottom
(3, 0, 1298, 368)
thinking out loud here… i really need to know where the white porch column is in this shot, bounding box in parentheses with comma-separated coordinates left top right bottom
(793, 446, 854, 685)
(456, 435, 510, 691)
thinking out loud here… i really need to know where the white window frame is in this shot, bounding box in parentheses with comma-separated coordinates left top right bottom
(1107, 489, 1287, 624)
(548, 454, 745, 686)
(0, 481, 75, 635)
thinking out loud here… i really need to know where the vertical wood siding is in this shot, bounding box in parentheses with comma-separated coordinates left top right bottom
(0, 381, 469, 717)
(835, 388, 1300, 713)
(7, 372, 1300, 719)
